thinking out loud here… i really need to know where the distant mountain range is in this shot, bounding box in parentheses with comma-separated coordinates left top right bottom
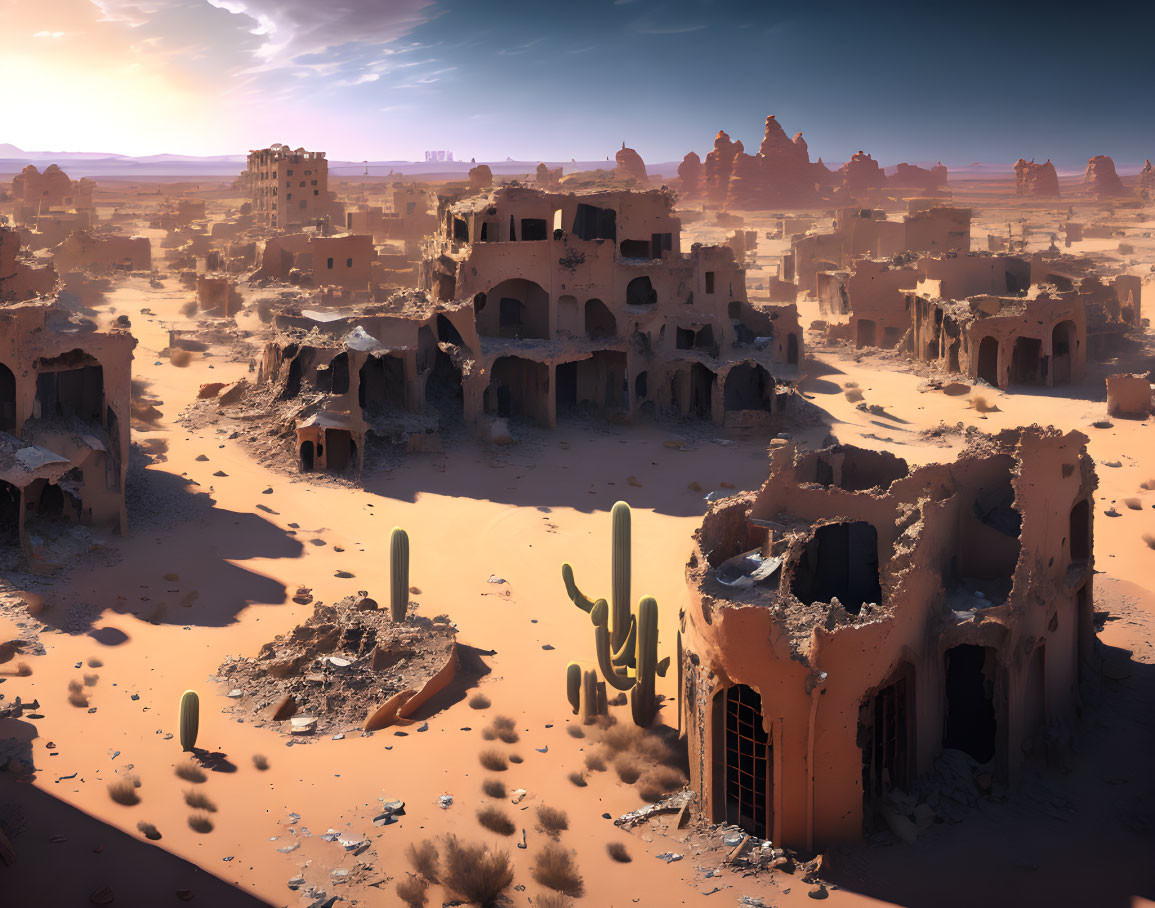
(0, 143, 1146, 181)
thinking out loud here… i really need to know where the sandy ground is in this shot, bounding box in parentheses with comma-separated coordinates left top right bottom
(2, 188, 1154, 907)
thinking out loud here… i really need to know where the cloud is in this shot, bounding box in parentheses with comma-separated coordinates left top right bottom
(33, 30, 67, 38)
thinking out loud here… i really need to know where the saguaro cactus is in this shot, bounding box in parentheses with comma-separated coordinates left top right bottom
(179, 689, 199, 752)
(565, 662, 582, 715)
(390, 527, 409, 622)
(631, 597, 659, 727)
(562, 501, 633, 659)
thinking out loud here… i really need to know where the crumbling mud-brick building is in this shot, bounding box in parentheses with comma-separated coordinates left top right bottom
(10, 164, 95, 212)
(0, 300, 136, 556)
(681, 429, 1096, 849)
(0, 228, 57, 303)
(246, 144, 333, 229)
(420, 186, 802, 430)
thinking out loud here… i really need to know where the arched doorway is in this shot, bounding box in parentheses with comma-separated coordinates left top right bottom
(584, 299, 616, 339)
(0, 363, 15, 432)
(299, 441, 315, 472)
(976, 336, 999, 386)
(1051, 320, 1076, 384)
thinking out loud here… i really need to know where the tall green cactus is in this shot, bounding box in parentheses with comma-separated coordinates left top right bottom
(562, 501, 633, 657)
(390, 527, 409, 622)
(565, 662, 582, 715)
(631, 597, 659, 726)
(179, 689, 199, 752)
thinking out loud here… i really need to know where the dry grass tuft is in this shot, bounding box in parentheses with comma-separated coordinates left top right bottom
(136, 820, 161, 840)
(188, 813, 213, 833)
(87, 657, 103, 668)
(481, 778, 507, 799)
(534, 894, 574, 908)
(606, 841, 632, 863)
(1123, 497, 1143, 510)
(613, 754, 643, 784)
(468, 693, 491, 710)
(843, 387, 864, 403)
(1140, 479, 1155, 491)
(508, 754, 524, 764)
(531, 842, 584, 897)
(583, 752, 607, 773)
(67, 679, 89, 708)
(1143, 533, 1155, 550)
(107, 775, 140, 806)
(476, 804, 516, 836)
(175, 761, 206, 783)
(184, 789, 217, 812)
(636, 765, 688, 802)
(396, 874, 429, 908)
(490, 715, 519, 743)
(170, 347, 192, 367)
(971, 395, 995, 413)
(478, 749, 508, 772)
(252, 754, 269, 771)
(83, 673, 99, 687)
(14, 662, 31, 676)
(407, 839, 440, 882)
(442, 834, 514, 906)
(565, 725, 585, 739)
(599, 723, 643, 755)
(567, 771, 587, 788)
(535, 805, 569, 837)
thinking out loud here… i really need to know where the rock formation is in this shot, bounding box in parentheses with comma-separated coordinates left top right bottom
(614, 143, 649, 184)
(1014, 158, 1060, 197)
(891, 162, 949, 192)
(10, 164, 94, 208)
(840, 150, 886, 198)
(704, 131, 741, 205)
(1083, 155, 1125, 198)
(1136, 159, 1154, 199)
(677, 151, 702, 199)
(468, 164, 493, 193)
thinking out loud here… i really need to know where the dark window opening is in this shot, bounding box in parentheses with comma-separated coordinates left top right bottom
(327, 257, 334, 269)
(724, 363, 773, 411)
(427, 350, 464, 415)
(479, 221, 489, 242)
(705, 271, 716, 294)
(857, 319, 876, 349)
(555, 361, 577, 409)
(499, 298, 525, 331)
(35, 361, 104, 423)
(436, 273, 456, 302)
(1070, 499, 1090, 561)
(620, 239, 650, 259)
(324, 429, 355, 473)
(635, 370, 648, 400)
(521, 218, 547, 241)
(0, 363, 16, 432)
(859, 667, 913, 820)
(330, 352, 350, 395)
(584, 299, 616, 339)
(358, 356, 405, 415)
(485, 357, 549, 424)
(977, 336, 999, 386)
(676, 327, 695, 350)
(453, 218, 469, 242)
(300, 440, 315, 472)
(0, 480, 19, 545)
(790, 521, 881, 614)
(719, 685, 771, 839)
(626, 276, 657, 307)
(508, 215, 516, 242)
(786, 333, 799, 366)
(1052, 320, 1076, 384)
(1010, 336, 1043, 385)
(694, 324, 717, 356)
(943, 645, 998, 764)
(284, 356, 303, 399)
(346, 257, 353, 268)
(437, 313, 465, 347)
(572, 204, 616, 241)
(651, 232, 672, 258)
(727, 300, 742, 319)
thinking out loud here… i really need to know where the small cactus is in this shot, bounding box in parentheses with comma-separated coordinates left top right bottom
(390, 527, 409, 622)
(565, 662, 582, 715)
(179, 690, 199, 752)
(578, 669, 600, 725)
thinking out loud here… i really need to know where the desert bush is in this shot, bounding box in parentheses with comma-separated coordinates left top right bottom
(843, 387, 864, 403)
(637, 765, 688, 802)
(175, 761, 206, 783)
(606, 841, 631, 863)
(534, 894, 574, 908)
(67, 680, 89, 708)
(442, 835, 514, 906)
(468, 693, 491, 710)
(490, 715, 519, 744)
(531, 842, 583, 897)
(184, 789, 217, 812)
(565, 725, 584, 739)
(136, 821, 161, 840)
(613, 754, 642, 784)
(583, 752, 607, 772)
(188, 813, 213, 833)
(477, 804, 516, 836)
(535, 805, 568, 837)
(252, 754, 269, 771)
(407, 839, 440, 882)
(396, 874, 428, 908)
(508, 754, 523, 764)
(479, 749, 508, 772)
(971, 395, 994, 413)
(481, 778, 507, 799)
(567, 771, 587, 787)
(107, 776, 140, 806)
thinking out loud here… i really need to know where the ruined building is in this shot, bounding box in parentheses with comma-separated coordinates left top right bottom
(0, 300, 136, 556)
(682, 429, 1096, 848)
(1013, 159, 1060, 198)
(246, 144, 332, 229)
(0, 228, 57, 303)
(10, 164, 95, 211)
(1083, 155, 1126, 199)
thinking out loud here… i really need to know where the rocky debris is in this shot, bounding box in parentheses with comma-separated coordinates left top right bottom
(215, 595, 457, 737)
(1084, 155, 1126, 198)
(1014, 158, 1060, 197)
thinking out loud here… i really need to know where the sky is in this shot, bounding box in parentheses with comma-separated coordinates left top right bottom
(2, 0, 1153, 168)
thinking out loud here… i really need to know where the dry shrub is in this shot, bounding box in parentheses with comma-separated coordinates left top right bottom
(844, 381, 859, 388)
(67, 679, 89, 708)
(636, 765, 688, 802)
(599, 724, 642, 755)
(175, 762, 206, 783)
(442, 835, 514, 906)
(508, 754, 524, 764)
(583, 752, 607, 773)
(535, 895, 574, 908)
(481, 778, 506, 799)
(535, 805, 568, 837)
(170, 347, 192, 367)
(567, 771, 587, 788)
(108, 775, 140, 806)
(565, 725, 584, 739)
(83, 673, 99, 687)
(1143, 533, 1155, 550)
(613, 754, 643, 784)
(971, 395, 994, 413)
(407, 839, 440, 882)
(633, 733, 676, 766)
(396, 874, 429, 908)
(184, 789, 217, 812)
(479, 749, 508, 772)
(606, 841, 631, 863)
(476, 804, 516, 836)
(252, 754, 269, 771)
(1140, 479, 1155, 491)
(87, 657, 103, 668)
(1123, 497, 1142, 510)
(490, 715, 519, 744)
(14, 662, 31, 677)
(843, 387, 864, 403)
(188, 813, 213, 833)
(136, 821, 161, 840)
(531, 842, 584, 897)
(468, 693, 491, 710)
(481, 727, 497, 741)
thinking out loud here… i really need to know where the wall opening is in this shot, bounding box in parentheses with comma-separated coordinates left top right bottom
(521, 218, 547, 241)
(943, 644, 998, 764)
(976, 336, 999, 385)
(786, 334, 799, 366)
(359, 355, 405, 415)
(626, 276, 657, 307)
(572, 204, 616, 241)
(427, 350, 464, 416)
(0, 363, 15, 432)
(634, 370, 648, 400)
(859, 665, 913, 821)
(1010, 336, 1043, 385)
(299, 440, 315, 472)
(790, 521, 881, 614)
(585, 299, 616, 339)
(35, 351, 104, 423)
(856, 319, 876, 349)
(1051, 319, 1076, 384)
(324, 429, 355, 472)
(620, 239, 651, 259)
(478, 278, 549, 339)
(485, 356, 550, 424)
(1069, 498, 1090, 562)
(716, 685, 772, 839)
(723, 363, 774, 412)
(0, 480, 19, 545)
(330, 352, 350, 395)
(436, 314, 465, 347)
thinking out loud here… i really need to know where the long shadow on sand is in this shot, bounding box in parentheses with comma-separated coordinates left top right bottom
(0, 718, 272, 905)
(31, 463, 304, 635)
(826, 584, 1155, 908)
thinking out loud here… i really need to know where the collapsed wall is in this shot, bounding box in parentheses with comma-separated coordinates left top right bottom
(682, 429, 1096, 849)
